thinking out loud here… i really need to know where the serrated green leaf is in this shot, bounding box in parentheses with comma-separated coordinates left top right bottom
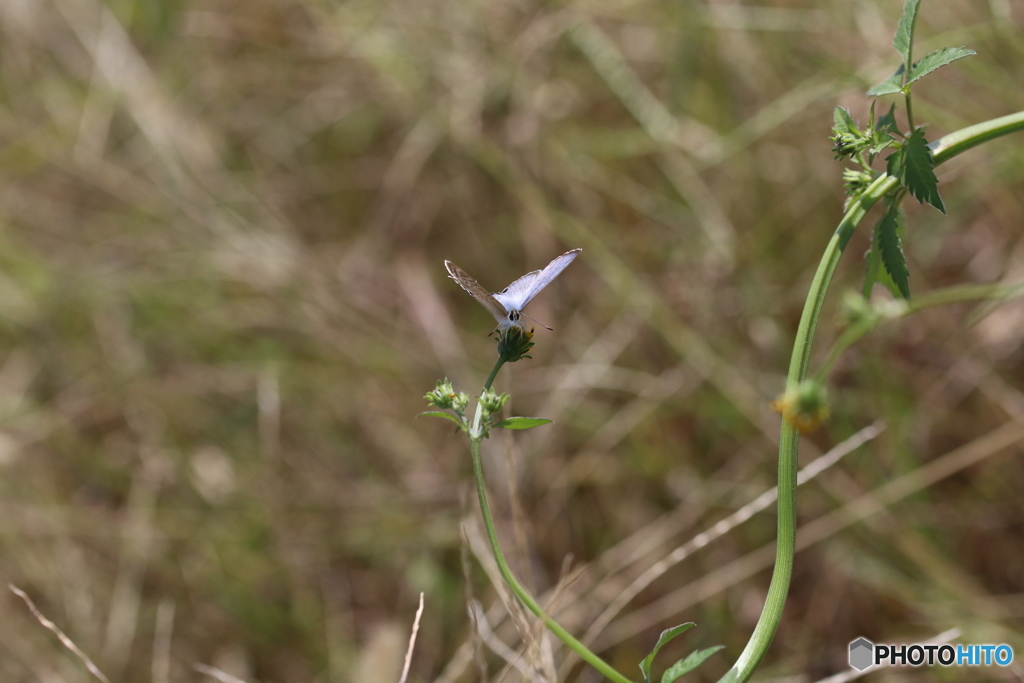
(491, 417, 552, 430)
(869, 138, 895, 156)
(417, 411, 466, 429)
(661, 646, 725, 683)
(893, 0, 921, 66)
(639, 623, 695, 683)
(887, 128, 945, 212)
(832, 106, 857, 137)
(867, 64, 905, 96)
(864, 227, 904, 299)
(875, 203, 910, 299)
(908, 46, 976, 84)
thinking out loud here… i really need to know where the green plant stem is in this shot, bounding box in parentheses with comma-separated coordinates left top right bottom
(720, 110, 1024, 683)
(469, 439, 632, 683)
(930, 111, 1024, 162)
(817, 280, 1024, 381)
(483, 357, 506, 393)
(469, 432, 632, 683)
(468, 355, 632, 682)
(816, 316, 882, 384)
(468, 357, 508, 440)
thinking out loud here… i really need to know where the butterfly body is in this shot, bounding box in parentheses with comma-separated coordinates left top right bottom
(445, 248, 581, 330)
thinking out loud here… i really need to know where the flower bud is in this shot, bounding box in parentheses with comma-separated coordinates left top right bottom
(424, 378, 470, 417)
(772, 380, 830, 433)
(479, 387, 510, 416)
(496, 326, 535, 363)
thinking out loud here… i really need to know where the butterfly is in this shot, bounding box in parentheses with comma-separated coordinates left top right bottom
(445, 248, 581, 330)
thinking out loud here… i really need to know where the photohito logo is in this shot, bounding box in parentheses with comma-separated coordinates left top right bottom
(849, 637, 1014, 671)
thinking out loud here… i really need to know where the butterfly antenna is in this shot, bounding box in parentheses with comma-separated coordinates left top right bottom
(521, 312, 553, 331)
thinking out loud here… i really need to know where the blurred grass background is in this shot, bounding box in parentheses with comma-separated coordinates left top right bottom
(0, 0, 1023, 681)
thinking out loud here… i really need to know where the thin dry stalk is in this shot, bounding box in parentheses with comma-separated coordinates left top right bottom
(399, 593, 426, 683)
(468, 600, 534, 679)
(9, 583, 111, 683)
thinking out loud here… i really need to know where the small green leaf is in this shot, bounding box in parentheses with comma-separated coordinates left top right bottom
(869, 138, 895, 157)
(887, 127, 945, 213)
(867, 104, 898, 157)
(661, 646, 725, 683)
(893, 0, 921, 66)
(417, 411, 466, 429)
(864, 199, 908, 299)
(908, 46, 976, 84)
(491, 417, 552, 430)
(867, 64, 905, 96)
(875, 202, 910, 299)
(832, 106, 857, 137)
(639, 623, 694, 683)
(875, 103, 898, 133)
(868, 104, 901, 158)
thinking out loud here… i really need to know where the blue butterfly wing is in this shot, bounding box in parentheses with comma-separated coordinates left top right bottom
(491, 249, 580, 312)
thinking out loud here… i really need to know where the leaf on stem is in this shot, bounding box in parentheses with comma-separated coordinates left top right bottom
(832, 106, 857, 137)
(874, 103, 898, 133)
(660, 646, 725, 683)
(893, 0, 921, 67)
(639, 623, 694, 683)
(417, 411, 466, 429)
(908, 46, 976, 84)
(886, 128, 945, 213)
(868, 103, 898, 157)
(870, 202, 911, 299)
(867, 64, 905, 97)
(491, 417, 552, 430)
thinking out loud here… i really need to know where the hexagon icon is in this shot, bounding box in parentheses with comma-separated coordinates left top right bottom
(849, 637, 874, 671)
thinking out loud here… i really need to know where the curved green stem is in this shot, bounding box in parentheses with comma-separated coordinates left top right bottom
(719, 111, 1024, 683)
(468, 355, 632, 682)
(817, 280, 1024, 381)
(931, 111, 1024, 162)
(469, 432, 632, 683)
(815, 315, 881, 385)
(483, 357, 506, 393)
(722, 228, 845, 683)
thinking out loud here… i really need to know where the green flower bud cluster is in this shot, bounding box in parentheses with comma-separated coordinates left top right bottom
(424, 378, 470, 418)
(842, 168, 875, 196)
(831, 103, 898, 164)
(479, 388, 510, 417)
